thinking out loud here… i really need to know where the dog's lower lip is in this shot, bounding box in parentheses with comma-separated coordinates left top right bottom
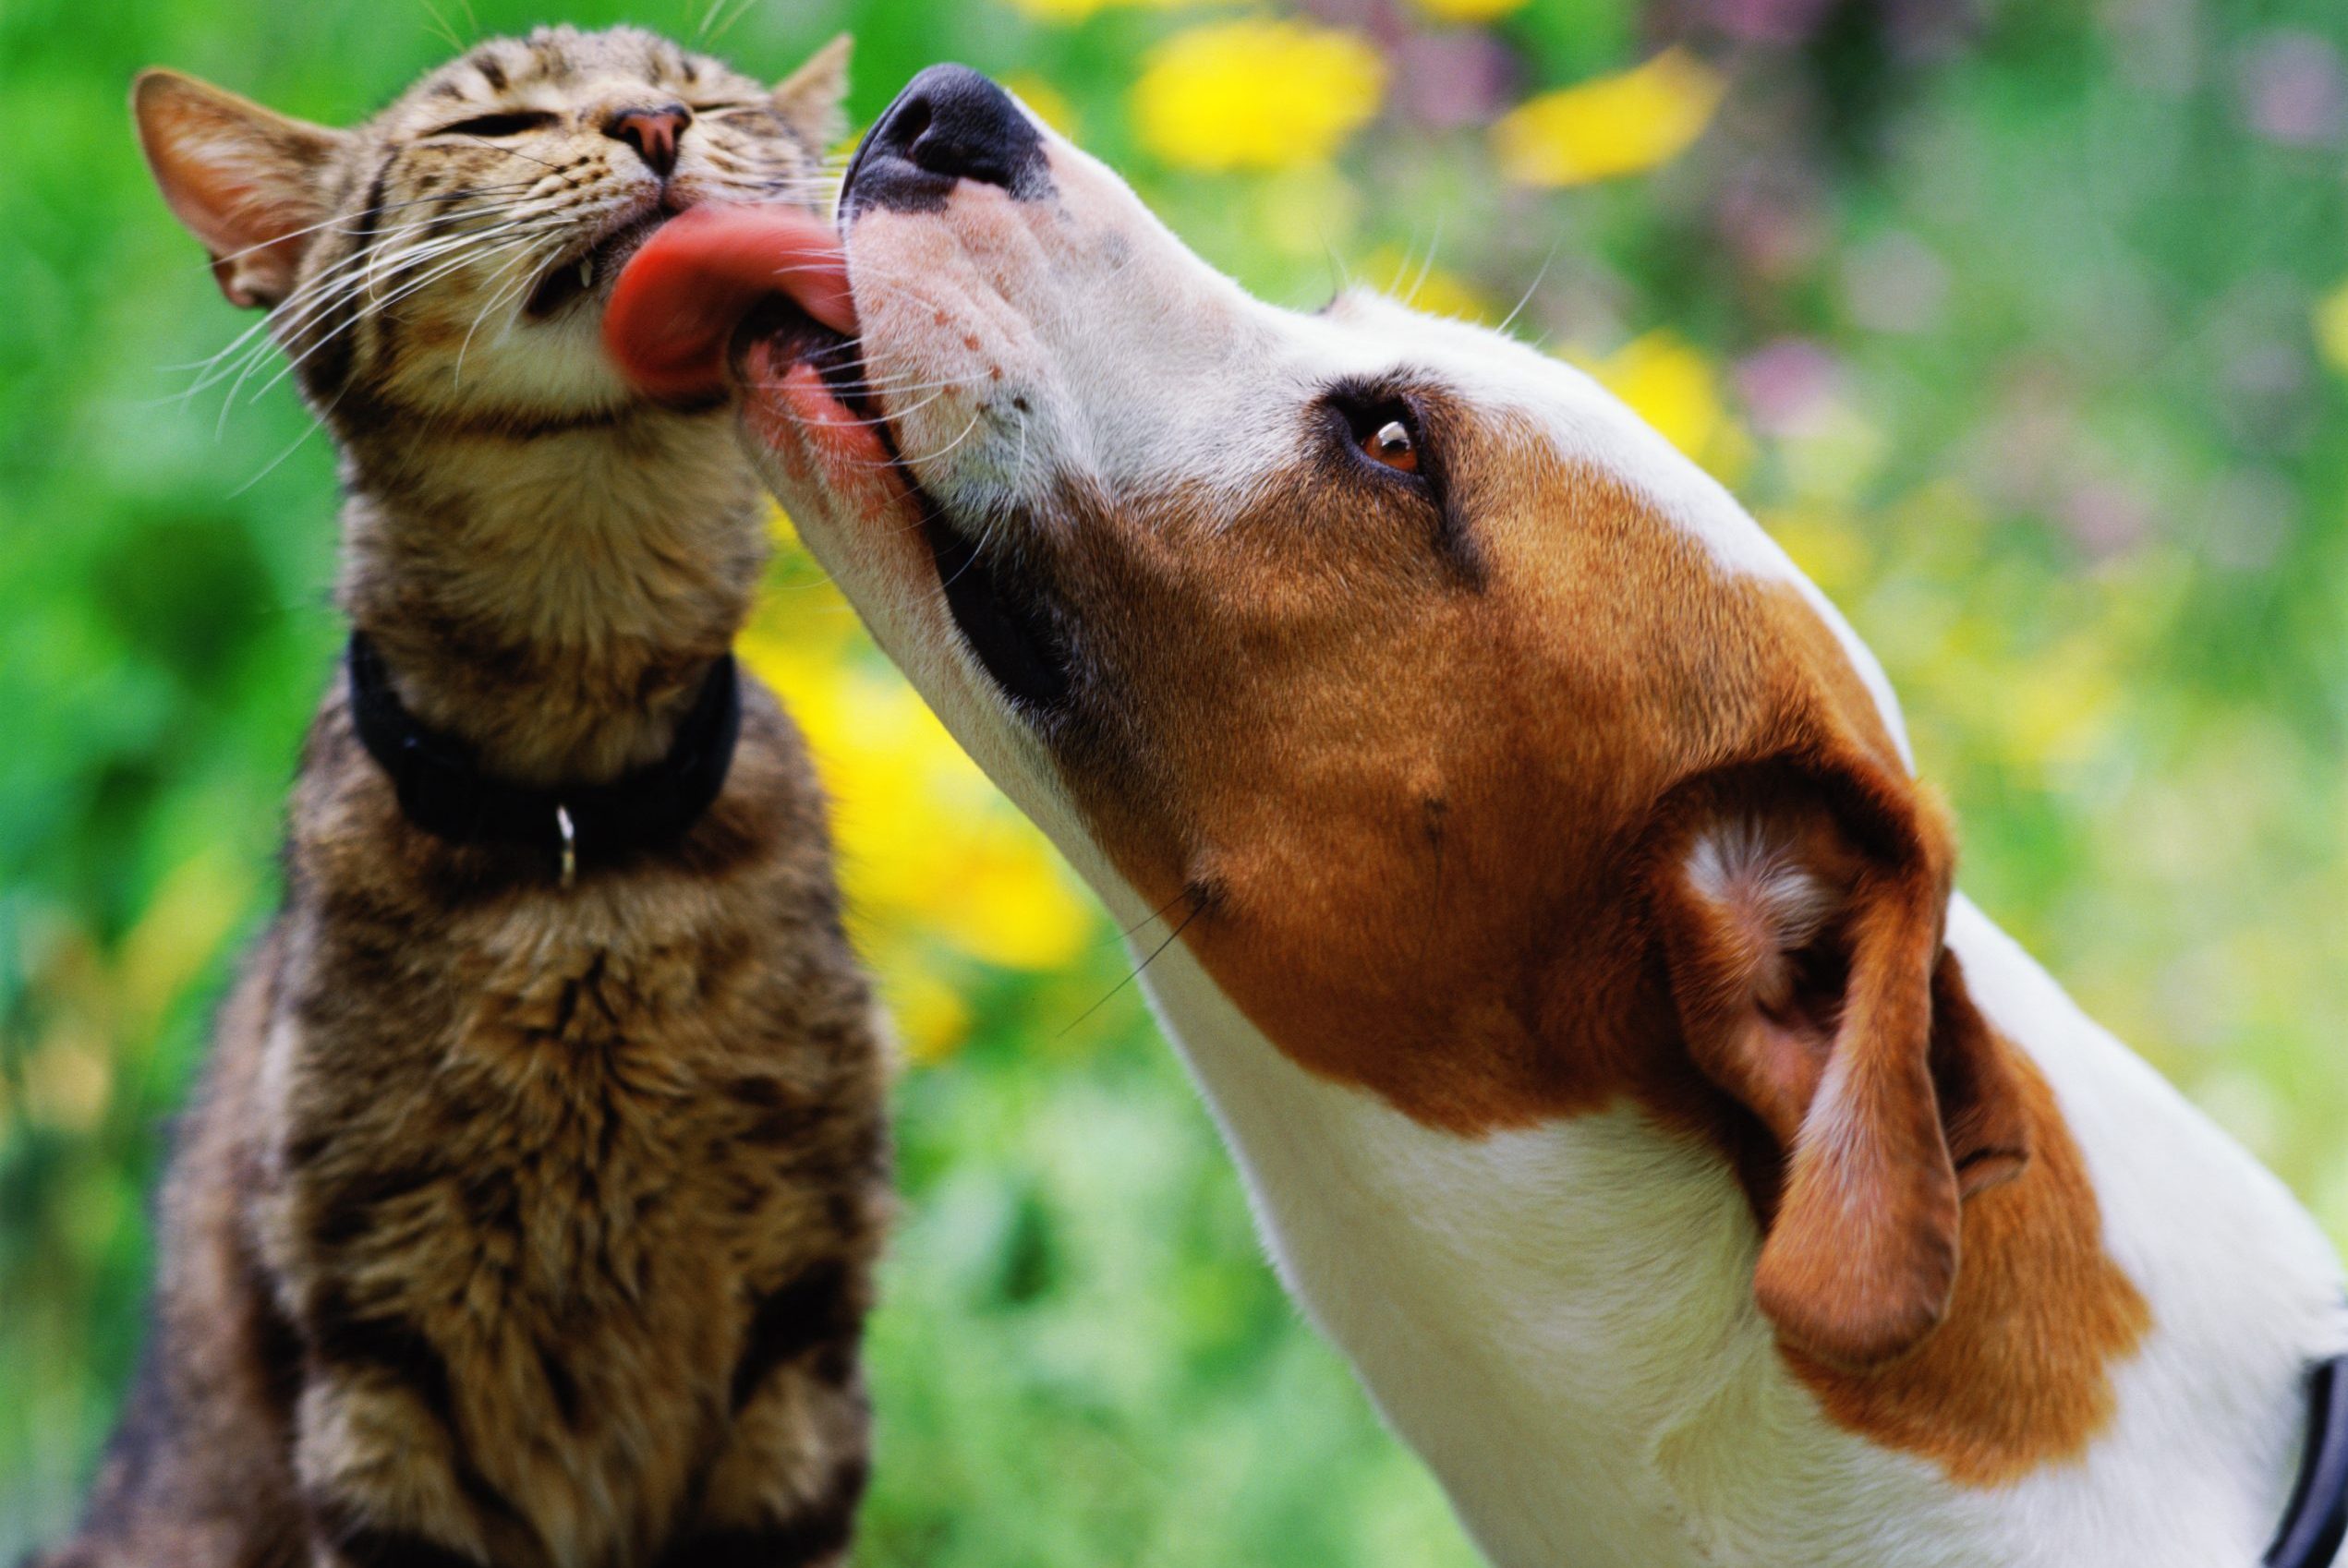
(815, 336, 879, 422)
(722, 267, 1068, 711)
(732, 298, 876, 422)
(912, 488, 1074, 713)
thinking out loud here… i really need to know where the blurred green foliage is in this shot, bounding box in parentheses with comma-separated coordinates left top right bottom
(4, 0, 2346, 1562)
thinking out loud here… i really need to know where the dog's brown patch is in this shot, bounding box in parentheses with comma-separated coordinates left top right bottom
(1022, 412, 2146, 1481)
(1791, 1044, 2152, 1483)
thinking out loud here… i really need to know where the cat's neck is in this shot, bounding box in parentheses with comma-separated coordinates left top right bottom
(335, 403, 767, 788)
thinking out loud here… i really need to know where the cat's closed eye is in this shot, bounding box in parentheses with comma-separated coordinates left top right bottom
(431, 110, 557, 139)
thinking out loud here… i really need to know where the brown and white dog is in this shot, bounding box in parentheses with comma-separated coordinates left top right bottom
(610, 68, 2348, 1567)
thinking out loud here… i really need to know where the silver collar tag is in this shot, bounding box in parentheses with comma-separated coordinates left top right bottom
(554, 803, 577, 890)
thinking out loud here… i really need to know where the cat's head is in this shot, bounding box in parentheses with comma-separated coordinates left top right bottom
(132, 25, 848, 431)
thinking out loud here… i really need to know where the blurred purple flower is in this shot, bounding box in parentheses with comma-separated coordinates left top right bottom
(2195, 276, 2318, 449)
(1967, 362, 2077, 513)
(1714, 165, 1826, 283)
(1393, 30, 1518, 130)
(2221, 338, 2307, 402)
(2100, 0, 2199, 98)
(2216, 337, 2315, 453)
(2234, 30, 2344, 147)
(1884, 0, 1979, 64)
(2061, 477, 2153, 558)
(1668, 0, 1971, 55)
(1842, 231, 1950, 333)
(1295, 0, 1387, 34)
(1737, 338, 1842, 436)
(1706, 0, 1834, 46)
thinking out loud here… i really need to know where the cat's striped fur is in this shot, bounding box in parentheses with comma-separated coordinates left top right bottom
(36, 28, 888, 1568)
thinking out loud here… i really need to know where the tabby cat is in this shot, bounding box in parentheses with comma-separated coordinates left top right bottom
(37, 27, 888, 1568)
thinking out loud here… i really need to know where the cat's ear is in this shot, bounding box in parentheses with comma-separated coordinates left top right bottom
(1645, 757, 2030, 1371)
(770, 34, 852, 152)
(132, 68, 351, 310)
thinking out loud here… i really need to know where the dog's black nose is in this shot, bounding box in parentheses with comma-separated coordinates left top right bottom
(843, 64, 1050, 216)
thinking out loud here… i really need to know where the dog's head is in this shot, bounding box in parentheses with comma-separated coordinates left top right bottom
(611, 66, 2031, 1370)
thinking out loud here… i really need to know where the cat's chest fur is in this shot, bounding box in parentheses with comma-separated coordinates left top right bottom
(245, 704, 885, 1565)
(272, 917, 799, 1317)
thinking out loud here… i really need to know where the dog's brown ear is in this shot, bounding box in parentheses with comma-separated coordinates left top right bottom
(132, 68, 349, 309)
(1647, 758, 2029, 1370)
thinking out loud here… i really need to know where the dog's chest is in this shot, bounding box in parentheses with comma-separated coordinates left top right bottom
(1132, 943, 2021, 1568)
(1125, 904, 2348, 1568)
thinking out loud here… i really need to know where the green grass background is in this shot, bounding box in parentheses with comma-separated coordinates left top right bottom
(4, 0, 2346, 1562)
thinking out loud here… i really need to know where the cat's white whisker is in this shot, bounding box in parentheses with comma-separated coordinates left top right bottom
(249, 228, 555, 403)
(193, 184, 541, 276)
(196, 211, 573, 421)
(184, 211, 550, 399)
(209, 221, 556, 418)
(451, 247, 551, 384)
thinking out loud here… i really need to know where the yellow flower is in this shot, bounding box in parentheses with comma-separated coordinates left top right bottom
(2315, 280, 2348, 374)
(1001, 0, 1190, 21)
(1132, 18, 1386, 172)
(1251, 164, 1362, 259)
(2001, 633, 2118, 770)
(118, 846, 255, 1030)
(23, 1019, 113, 1134)
(1761, 501, 1870, 598)
(871, 956, 973, 1067)
(1001, 73, 1078, 139)
(742, 508, 1100, 1056)
(1494, 49, 1725, 187)
(1410, 0, 1530, 19)
(1576, 330, 1753, 485)
(1357, 242, 1494, 322)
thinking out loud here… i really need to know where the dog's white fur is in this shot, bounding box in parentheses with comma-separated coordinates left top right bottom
(751, 103, 2348, 1567)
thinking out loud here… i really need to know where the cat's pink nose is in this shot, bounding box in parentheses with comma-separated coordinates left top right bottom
(605, 103, 691, 178)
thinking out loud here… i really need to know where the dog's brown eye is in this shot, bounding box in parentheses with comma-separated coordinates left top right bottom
(1329, 391, 1431, 484)
(434, 111, 558, 139)
(1364, 419, 1418, 474)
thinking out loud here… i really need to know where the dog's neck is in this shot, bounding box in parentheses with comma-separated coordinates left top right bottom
(1130, 890, 2344, 1568)
(333, 406, 766, 788)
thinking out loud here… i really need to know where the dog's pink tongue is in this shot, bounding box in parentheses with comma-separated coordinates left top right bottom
(604, 205, 855, 402)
